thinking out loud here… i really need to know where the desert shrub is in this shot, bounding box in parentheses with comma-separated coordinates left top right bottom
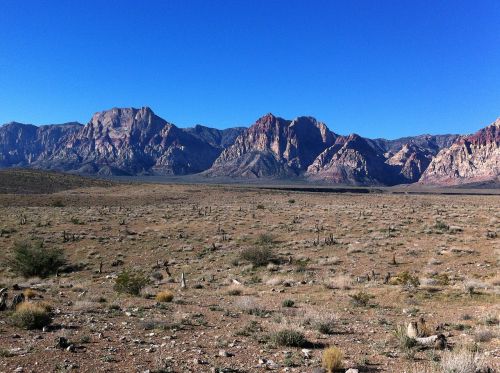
(240, 246, 274, 267)
(440, 347, 489, 373)
(294, 259, 309, 273)
(392, 271, 420, 287)
(155, 290, 174, 303)
(256, 204, 265, 210)
(270, 329, 306, 347)
(484, 315, 498, 326)
(282, 299, 295, 307)
(322, 347, 343, 372)
(256, 233, 275, 246)
(114, 269, 150, 296)
(434, 220, 449, 231)
(394, 325, 417, 358)
(474, 329, 494, 342)
(236, 320, 262, 337)
(349, 291, 373, 307)
(235, 296, 268, 316)
(288, 199, 295, 204)
(151, 271, 164, 281)
(51, 199, 65, 207)
(11, 302, 52, 330)
(463, 279, 489, 296)
(317, 318, 336, 335)
(432, 273, 450, 286)
(324, 274, 352, 290)
(302, 310, 337, 335)
(8, 240, 65, 278)
(227, 286, 243, 296)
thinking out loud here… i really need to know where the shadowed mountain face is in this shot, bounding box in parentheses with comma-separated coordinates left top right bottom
(0, 122, 82, 167)
(182, 125, 246, 149)
(0, 108, 498, 185)
(306, 134, 403, 185)
(419, 119, 500, 185)
(373, 134, 460, 155)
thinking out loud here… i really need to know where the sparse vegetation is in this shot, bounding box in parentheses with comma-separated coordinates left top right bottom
(0, 180, 497, 372)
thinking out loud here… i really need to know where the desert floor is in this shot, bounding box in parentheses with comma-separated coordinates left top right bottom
(0, 183, 498, 372)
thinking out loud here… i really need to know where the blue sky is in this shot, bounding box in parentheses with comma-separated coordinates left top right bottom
(0, 0, 499, 139)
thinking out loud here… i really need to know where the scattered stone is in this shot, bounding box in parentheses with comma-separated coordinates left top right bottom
(218, 350, 233, 357)
(311, 368, 326, 373)
(0, 290, 7, 311)
(57, 337, 70, 349)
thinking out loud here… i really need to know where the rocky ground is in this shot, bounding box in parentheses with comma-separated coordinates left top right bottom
(0, 183, 498, 372)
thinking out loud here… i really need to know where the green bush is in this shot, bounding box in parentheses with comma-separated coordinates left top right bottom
(114, 269, 150, 296)
(282, 299, 295, 307)
(8, 240, 65, 278)
(240, 246, 274, 267)
(270, 329, 307, 347)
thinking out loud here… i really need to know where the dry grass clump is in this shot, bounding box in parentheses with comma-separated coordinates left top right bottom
(235, 296, 267, 316)
(474, 328, 494, 343)
(227, 285, 243, 296)
(462, 279, 489, 295)
(23, 288, 36, 299)
(440, 347, 490, 373)
(11, 302, 52, 330)
(155, 290, 174, 302)
(302, 310, 337, 335)
(324, 274, 352, 290)
(321, 347, 343, 372)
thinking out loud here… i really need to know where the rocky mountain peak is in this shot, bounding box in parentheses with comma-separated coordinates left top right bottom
(419, 118, 500, 185)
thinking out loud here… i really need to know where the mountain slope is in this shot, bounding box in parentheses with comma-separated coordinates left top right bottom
(419, 119, 500, 185)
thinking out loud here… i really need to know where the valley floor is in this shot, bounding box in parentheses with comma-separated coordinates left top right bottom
(0, 183, 498, 372)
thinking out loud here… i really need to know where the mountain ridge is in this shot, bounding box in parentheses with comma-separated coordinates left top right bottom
(0, 107, 498, 186)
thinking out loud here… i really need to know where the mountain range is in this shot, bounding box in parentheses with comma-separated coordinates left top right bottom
(0, 107, 498, 186)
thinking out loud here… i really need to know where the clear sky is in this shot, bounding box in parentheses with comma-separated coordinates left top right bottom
(0, 0, 499, 139)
